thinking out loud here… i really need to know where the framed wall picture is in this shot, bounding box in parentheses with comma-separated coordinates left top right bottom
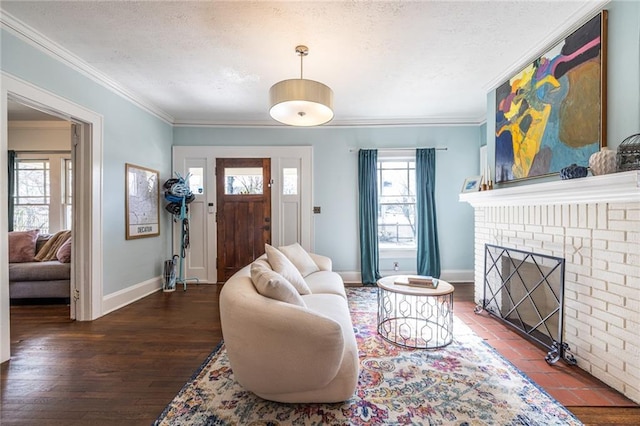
(461, 176, 482, 193)
(495, 11, 607, 183)
(125, 163, 160, 239)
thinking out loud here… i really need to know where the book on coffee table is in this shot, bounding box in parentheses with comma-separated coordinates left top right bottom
(394, 276, 438, 289)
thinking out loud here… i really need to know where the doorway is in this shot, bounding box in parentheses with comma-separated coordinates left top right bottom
(215, 158, 272, 282)
(7, 100, 75, 317)
(172, 145, 313, 284)
(1, 74, 103, 363)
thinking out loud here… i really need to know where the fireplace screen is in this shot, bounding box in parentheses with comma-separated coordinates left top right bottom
(477, 244, 576, 365)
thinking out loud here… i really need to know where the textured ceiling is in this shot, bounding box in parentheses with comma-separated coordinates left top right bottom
(1, 1, 606, 126)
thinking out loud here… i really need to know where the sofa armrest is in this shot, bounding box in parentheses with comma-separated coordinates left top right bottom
(309, 253, 332, 271)
(220, 280, 344, 395)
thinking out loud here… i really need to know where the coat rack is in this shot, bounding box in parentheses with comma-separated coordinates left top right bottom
(163, 173, 199, 291)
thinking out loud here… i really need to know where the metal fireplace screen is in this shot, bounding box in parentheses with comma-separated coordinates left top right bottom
(476, 244, 576, 365)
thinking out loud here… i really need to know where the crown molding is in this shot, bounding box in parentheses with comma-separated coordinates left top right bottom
(0, 9, 175, 125)
(484, 0, 611, 92)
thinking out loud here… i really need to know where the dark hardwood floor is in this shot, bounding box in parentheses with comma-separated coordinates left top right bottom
(2, 284, 638, 425)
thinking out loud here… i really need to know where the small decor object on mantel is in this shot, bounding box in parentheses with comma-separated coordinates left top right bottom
(560, 164, 588, 180)
(617, 133, 640, 172)
(589, 147, 617, 175)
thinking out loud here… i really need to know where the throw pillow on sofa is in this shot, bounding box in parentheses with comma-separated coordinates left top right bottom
(8, 229, 39, 263)
(265, 244, 311, 295)
(250, 260, 307, 307)
(56, 238, 72, 263)
(278, 243, 320, 277)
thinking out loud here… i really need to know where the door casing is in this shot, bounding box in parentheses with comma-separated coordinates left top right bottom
(172, 145, 313, 283)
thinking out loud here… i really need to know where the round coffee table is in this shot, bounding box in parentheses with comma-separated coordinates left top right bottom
(377, 275, 454, 349)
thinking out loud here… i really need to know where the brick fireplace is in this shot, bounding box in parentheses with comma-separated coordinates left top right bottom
(460, 170, 640, 404)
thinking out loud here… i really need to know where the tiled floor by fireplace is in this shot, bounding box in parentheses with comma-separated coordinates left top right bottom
(454, 291, 637, 407)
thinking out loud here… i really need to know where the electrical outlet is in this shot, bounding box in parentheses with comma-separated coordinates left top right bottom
(393, 262, 399, 271)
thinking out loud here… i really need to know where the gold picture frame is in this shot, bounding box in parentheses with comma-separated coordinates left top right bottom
(125, 163, 160, 239)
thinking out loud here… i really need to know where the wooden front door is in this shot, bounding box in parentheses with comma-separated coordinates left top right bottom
(216, 158, 271, 282)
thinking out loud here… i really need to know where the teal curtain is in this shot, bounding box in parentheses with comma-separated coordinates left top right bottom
(358, 150, 381, 285)
(8, 150, 16, 231)
(416, 148, 441, 278)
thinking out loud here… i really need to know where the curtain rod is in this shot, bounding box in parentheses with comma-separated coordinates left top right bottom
(349, 147, 447, 152)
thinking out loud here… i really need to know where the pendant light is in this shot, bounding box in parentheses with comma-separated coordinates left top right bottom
(269, 45, 334, 126)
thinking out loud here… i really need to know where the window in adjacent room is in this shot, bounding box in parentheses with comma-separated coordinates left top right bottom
(13, 159, 51, 233)
(377, 158, 416, 250)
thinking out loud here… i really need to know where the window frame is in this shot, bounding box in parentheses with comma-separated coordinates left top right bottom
(376, 150, 418, 258)
(12, 152, 72, 234)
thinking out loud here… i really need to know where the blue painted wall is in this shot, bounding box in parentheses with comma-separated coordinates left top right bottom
(1, 30, 174, 296)
(173, 126, 480, 273)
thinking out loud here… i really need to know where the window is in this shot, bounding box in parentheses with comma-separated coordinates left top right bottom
(188, 166, 204, 195)
(377, 159, 416, 249)
(282, 168, 298, 195)
(224, 167, 263, 195)
(13, 159, 51, 233)
(11, 154, 72, 234)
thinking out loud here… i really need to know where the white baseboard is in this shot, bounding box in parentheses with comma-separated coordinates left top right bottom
(102, 276, 162, 316)
(338, 269, 474, 284)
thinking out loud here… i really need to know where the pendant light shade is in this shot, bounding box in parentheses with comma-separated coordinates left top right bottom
(269, 45, 334, 126)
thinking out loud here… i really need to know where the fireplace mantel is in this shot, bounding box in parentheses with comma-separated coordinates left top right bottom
(459, 171, 639, 207)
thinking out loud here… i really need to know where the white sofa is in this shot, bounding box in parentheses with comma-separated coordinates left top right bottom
(219, 245, 359, 403)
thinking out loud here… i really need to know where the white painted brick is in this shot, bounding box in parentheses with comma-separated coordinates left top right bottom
(591, 258, 607, 271)
(566, 227, 592, 238)
(609, 240, 638, 253)
(553, 205, 562, 226)
(566, 262, 591, 277)
(608, 209, 626, 220)
(591, 307, 626, 329)
(577, 293, 606, 312)
(605, 364, 629, 389)
(593, 250, 626, 263)
(608, 262, 640, 279)
(569, 204, 578, 228)
(578, 204, 588, 228)
(592, 239, 608, 250)
(597, 203, 608, 229)
(517, 231, 533, 240)
(591, 269, 627, 285)
(609, 220, 640, 232)
(583, 314, 608, 332)
(588, 204, 597, 229)
(566, 297, 592, 315)
(592, 229, 626, 241)
(627, 209, 640, 221)
(628, 232, 640, 243)
(544, 226, 565, 236)
(628, 253, 640, 266)
(575, 275, 607, 290)
(592, 288, 625, 306)
(509, 223, 525, 232)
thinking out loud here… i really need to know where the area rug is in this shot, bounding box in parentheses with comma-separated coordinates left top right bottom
(155, 287, 581, 425)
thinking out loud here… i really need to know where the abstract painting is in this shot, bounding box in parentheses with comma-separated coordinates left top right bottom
(495, 11, 607, 183)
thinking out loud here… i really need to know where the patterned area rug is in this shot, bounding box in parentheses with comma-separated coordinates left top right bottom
(155, 287, 581, 425)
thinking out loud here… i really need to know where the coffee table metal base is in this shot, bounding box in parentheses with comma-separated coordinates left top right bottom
(377, 280, 453, 349)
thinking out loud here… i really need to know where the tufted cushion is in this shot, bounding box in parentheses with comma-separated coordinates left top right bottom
(250, 261, 306, 307)
(265, 244, 311, 295)
(278, 243, 320, 277)
(8, 229, 39, 263)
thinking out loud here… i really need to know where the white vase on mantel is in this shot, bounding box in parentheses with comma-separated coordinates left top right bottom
(589, 147, 617, 176)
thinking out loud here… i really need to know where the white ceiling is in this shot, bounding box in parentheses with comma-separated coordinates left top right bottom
(1, 1, 607, 126)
